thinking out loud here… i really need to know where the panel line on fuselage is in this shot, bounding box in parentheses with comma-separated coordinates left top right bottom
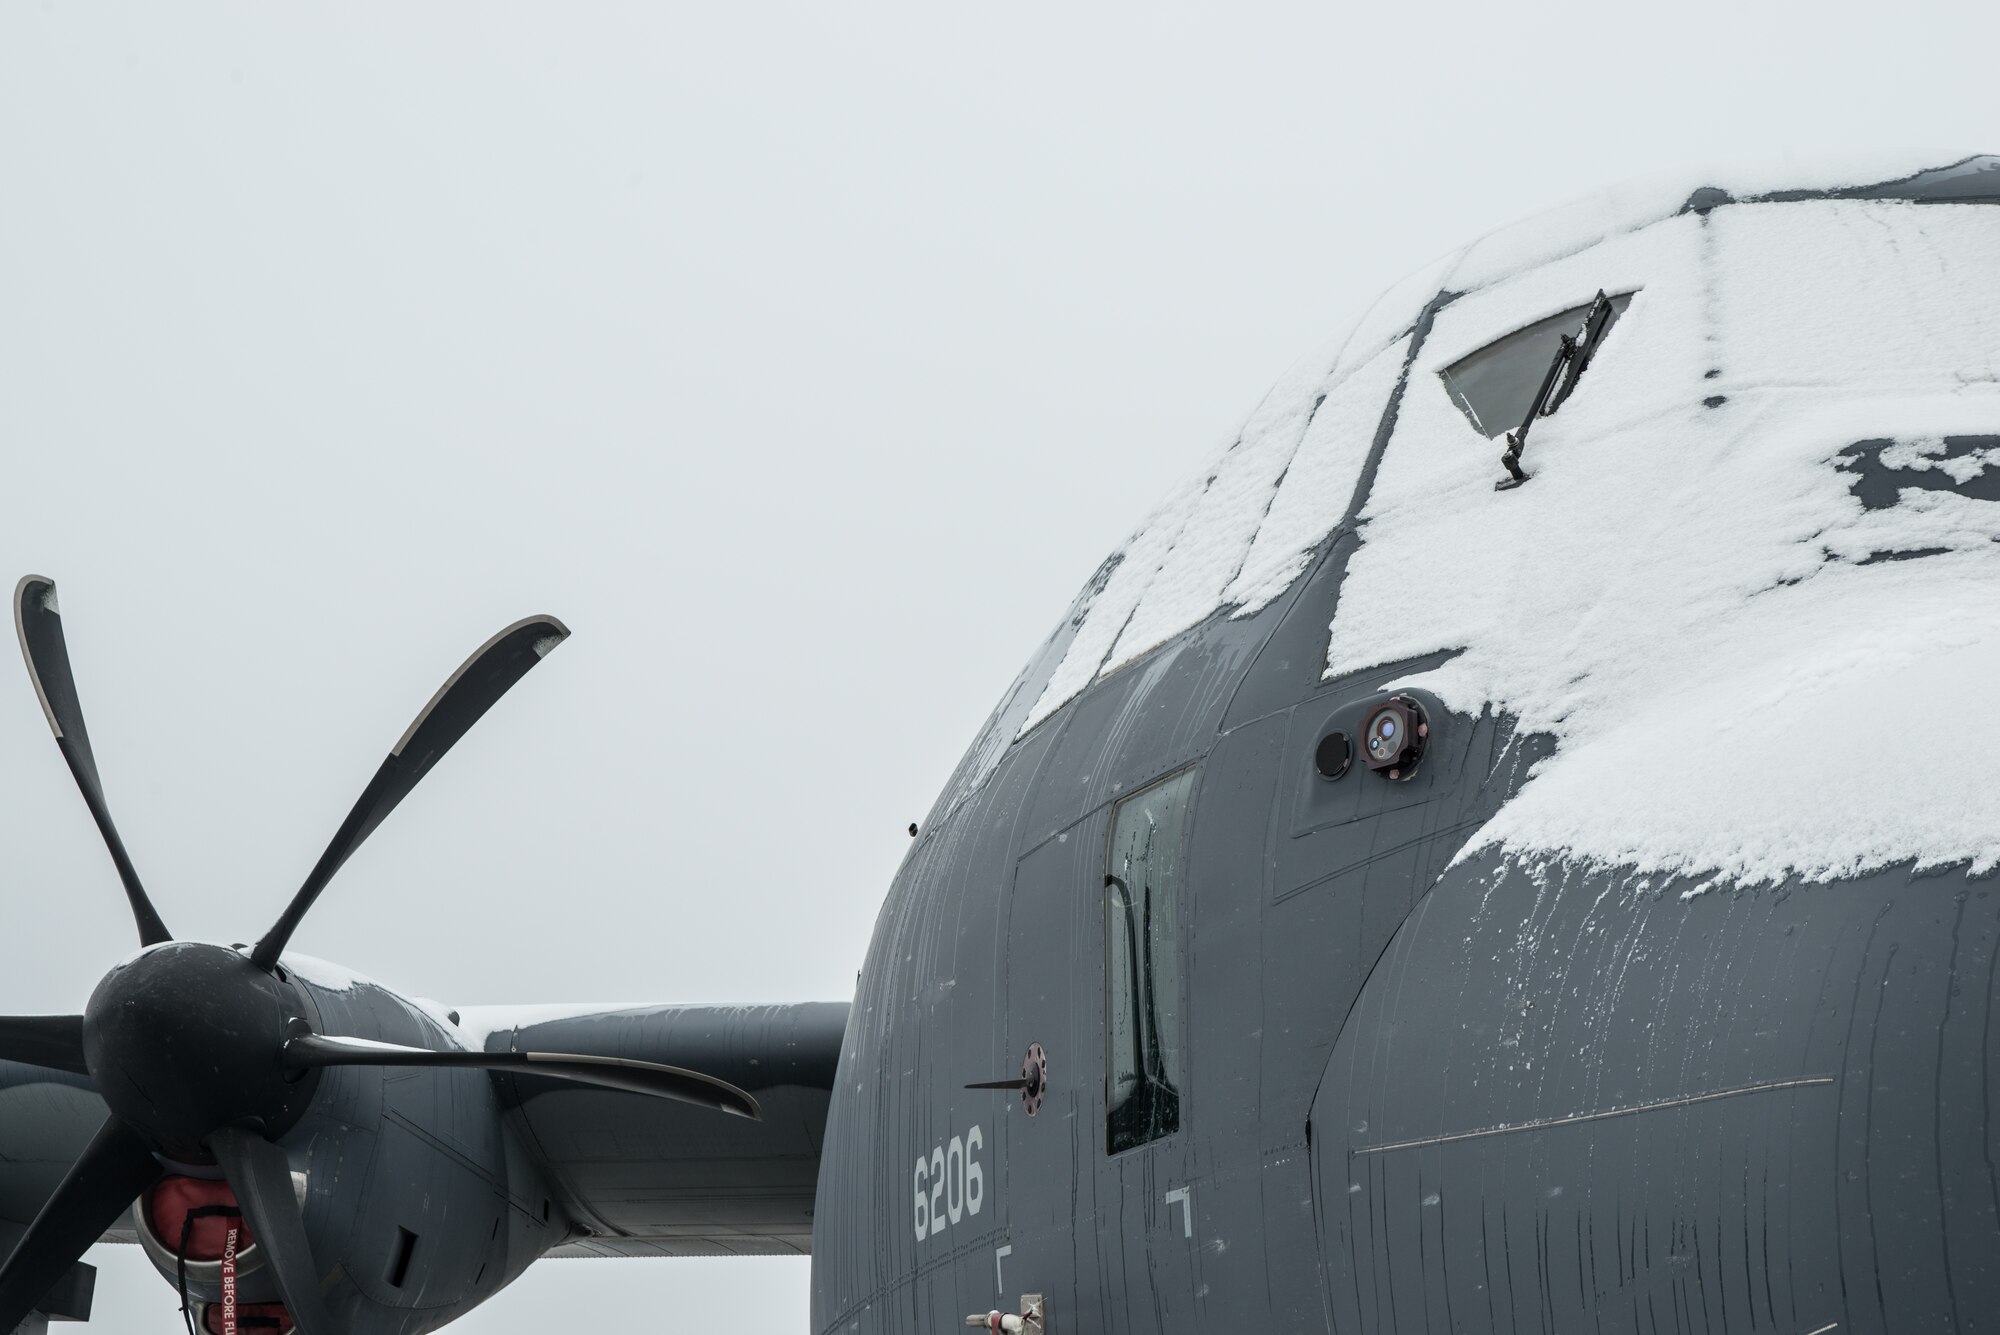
(1350, 1075, 1835, 1155)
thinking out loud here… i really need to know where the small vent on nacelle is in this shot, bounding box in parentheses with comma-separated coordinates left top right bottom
(386, 1227, 418, 1289)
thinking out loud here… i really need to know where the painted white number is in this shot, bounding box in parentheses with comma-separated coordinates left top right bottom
(965, 1126, 984, 1216)
(912, 1125, 985, 1240)
(946, 1136, 965, 1225)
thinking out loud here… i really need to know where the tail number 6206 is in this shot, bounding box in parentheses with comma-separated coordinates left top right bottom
(913, 1126, 984, 1242)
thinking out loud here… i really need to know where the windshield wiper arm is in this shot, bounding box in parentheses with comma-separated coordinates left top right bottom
(1498, 289, 1617, 490)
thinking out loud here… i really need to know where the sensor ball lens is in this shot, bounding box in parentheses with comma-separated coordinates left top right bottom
(1359, 695, 1429, 780)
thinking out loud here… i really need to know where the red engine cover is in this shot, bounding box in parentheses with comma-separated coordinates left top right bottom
(203, 1300, 293, 1334)
(144, 1176, 256, 1261)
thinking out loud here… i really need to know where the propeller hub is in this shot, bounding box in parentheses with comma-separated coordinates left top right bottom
(82, 942, 319, 1161)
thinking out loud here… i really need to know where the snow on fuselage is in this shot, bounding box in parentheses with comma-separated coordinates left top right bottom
(1022, 154, 2000, 888)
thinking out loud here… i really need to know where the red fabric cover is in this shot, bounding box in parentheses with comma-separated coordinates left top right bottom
(144, 1176, 256, 1260)
(203, 1301, 292, 1334)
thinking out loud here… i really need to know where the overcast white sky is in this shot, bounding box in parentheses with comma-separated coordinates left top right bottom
(0, 3, 1992, 1331)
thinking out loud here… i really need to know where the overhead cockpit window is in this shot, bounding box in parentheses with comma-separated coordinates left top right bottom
(1104, 768, 1195, 1155)
(1439, 292, 1634, 438)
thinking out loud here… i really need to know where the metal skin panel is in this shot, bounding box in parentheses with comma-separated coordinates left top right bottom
(489, 1003, 845, 1257)
(0, 1063, 107, 1324)
(812, 720, 1063, 1330)
(1311, 852, 2000, 1335)
(0, 1064, 105, 1237)
(244, 973, 555, 1335)
(1006, 807, 1115, 1332)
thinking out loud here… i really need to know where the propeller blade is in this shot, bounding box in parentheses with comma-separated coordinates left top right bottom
(0, 1016, 88, 1075)
(0, 1115, 161, 1333)
(250, 615, 570, 971)
(282, 1033, 763, 1120)
(208, 1126, 336, 1335)
(13, 576, 172, 947)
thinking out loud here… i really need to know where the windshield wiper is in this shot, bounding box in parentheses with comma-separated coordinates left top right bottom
(1497, 288, 1617, 490)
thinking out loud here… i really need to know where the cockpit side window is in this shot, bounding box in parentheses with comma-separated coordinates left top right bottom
(1439, 292, 1634, 438)
(1104, 767, 1195, 1154)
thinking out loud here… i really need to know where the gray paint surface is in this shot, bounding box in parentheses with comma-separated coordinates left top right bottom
(809, 175, 2000, 1334)
(498, 1003, 845, 1258)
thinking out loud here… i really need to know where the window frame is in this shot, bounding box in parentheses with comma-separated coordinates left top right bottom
(1101, 764, 1199, 1157)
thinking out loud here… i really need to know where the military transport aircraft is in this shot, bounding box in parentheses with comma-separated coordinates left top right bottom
(5, 150, 2000, 1335)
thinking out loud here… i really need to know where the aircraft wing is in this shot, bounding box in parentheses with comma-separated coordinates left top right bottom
(463, 1001, 848, 1258)
(0, 1061, 125, 1321)
(0, 996, 846, 1331)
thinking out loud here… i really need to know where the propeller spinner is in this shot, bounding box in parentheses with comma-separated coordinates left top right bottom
(0, 578, 758, 1335)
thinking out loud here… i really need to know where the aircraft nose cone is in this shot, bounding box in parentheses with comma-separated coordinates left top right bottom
(82, 942, 317, 1160)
